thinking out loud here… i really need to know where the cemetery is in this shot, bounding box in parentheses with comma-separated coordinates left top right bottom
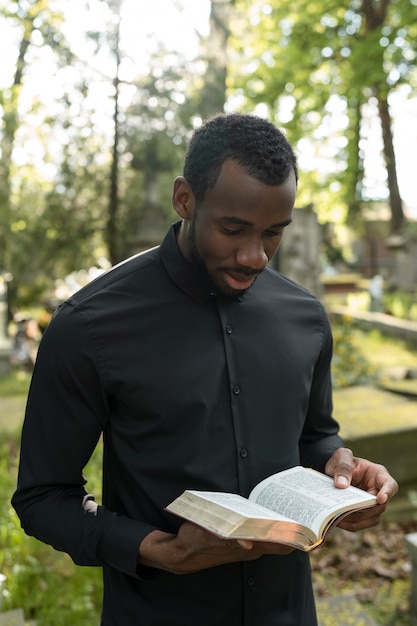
(1, 0, 416, 621)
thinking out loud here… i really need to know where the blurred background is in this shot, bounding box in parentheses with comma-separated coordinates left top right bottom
(0, 2, 417, 624)
(0, 0, 416, 331)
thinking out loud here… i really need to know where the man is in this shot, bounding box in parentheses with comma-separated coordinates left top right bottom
(12, 113, 397, 625)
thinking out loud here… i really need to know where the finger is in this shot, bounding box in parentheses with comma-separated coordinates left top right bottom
(224, 539, 253, 550)
(353, 459, 399, 503)
(338, 503, 387, 530)
(374, 471, 399, 504)
(326, 448, 356, 489)
(339, 511, 383, 532)
(376, 490, 389, 505)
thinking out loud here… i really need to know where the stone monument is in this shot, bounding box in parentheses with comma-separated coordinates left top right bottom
(386, 232, 417, 292)
(275, 204, 322, 298)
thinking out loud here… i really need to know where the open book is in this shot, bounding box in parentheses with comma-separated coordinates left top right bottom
(165, 466, 377, 552)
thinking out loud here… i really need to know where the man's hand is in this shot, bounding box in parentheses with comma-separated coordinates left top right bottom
(138, 522, 294, 575)
(325, 447, 398, 532)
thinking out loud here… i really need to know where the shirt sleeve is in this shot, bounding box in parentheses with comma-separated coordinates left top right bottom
(299, 310, 345, 471)
(11, 302, 157, 579)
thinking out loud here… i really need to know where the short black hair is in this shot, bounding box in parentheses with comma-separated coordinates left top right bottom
(183, 113, 298, 203)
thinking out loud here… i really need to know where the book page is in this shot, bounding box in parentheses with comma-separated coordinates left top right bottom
(249, 467, 375, 535)
(187, 491, 291, 521)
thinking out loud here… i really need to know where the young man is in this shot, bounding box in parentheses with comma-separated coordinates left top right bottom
(12, 113, 397, 625)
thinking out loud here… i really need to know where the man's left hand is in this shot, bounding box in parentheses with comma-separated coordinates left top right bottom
(324, 447, 398, 532)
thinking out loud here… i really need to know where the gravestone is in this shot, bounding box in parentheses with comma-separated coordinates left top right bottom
(128, 203, 168, 255)
(277, 204, 322, 298)
(386, 233, 417, 292)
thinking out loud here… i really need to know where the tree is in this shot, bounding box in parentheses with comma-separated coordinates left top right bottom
(0, 0, 80, 310)
(1, 0, 235, 308)
(121, 55, 196, 257)
(230, 0, 417, 233)
(89, 0, 129, 265)
(0, 1, 52, 280)
(107, 1, 123, 265)
(360, 0, 403, 232)
(197, 0, 237, 118)
(120, 0, 238, 257)
(0, 0, 113, 309)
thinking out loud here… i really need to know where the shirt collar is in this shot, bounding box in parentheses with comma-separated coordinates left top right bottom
(159, 221, 244, 305)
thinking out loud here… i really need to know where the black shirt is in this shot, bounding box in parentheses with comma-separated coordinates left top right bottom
(13, 222, 344, 625)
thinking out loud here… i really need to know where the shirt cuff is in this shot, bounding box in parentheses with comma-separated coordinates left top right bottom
(98, 508, 159, 580)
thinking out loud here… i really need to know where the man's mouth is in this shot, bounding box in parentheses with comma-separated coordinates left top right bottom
(222, 269, 260, 290)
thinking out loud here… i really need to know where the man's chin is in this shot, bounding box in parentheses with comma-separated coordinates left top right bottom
(191, 256, 252, 297)
(218, 287, 247, 298)
(213, 270, 260, 297)
(212, 279, 250, 298)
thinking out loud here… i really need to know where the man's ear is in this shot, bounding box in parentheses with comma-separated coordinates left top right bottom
(172, 177, 195, 219)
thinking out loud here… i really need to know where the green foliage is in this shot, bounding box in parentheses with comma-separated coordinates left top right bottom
(0, 370, 30, 397)
(0, 5, 109, 303)
(331, 319, 376, 388)
(0, 430, 103, 624)
(1, 0, 214, 309)
(2, 0, 416, 313)
(230, 0, 416, 226)
(384, 291, 417, 321)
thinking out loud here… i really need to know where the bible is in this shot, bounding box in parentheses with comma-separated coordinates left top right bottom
(165, 466, 377, 551)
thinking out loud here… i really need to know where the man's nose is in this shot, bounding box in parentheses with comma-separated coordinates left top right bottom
(236, 238, 268, 270)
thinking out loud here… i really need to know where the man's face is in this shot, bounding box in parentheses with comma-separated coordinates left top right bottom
(183, 160, 296, 297)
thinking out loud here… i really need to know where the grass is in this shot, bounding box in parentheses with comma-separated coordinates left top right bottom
(0, 370, 31, 397)
(0, 374, 103, 624)
(358, 328, 417, 371)
(1, 325, 417, 624)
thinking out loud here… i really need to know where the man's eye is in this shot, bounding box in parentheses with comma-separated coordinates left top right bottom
(223, 228, 242, 235)
(265, 230, 282, 237)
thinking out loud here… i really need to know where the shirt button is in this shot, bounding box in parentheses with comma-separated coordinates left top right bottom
(247, 577, 255, 586)
(233, 385, 241, 395)
(240, 448, 248, 458)
(226, 324, 232, 334)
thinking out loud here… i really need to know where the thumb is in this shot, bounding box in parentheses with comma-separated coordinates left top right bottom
(325, 448, 355, 489)
(334, 473, 351, 489)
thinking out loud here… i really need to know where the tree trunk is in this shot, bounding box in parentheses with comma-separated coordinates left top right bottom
(107, 17, 121, 265)
(346, 97, 365, 224)
(361, 0, 405, 233)
(197, 0, 236, 118)
(376, 93, 404, 233)
(0, 21, 33, 276)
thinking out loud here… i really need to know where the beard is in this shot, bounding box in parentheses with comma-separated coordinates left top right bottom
(186, 217, 257, 298)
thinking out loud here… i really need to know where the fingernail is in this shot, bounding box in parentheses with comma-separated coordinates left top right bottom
(337, 476, 349, 486)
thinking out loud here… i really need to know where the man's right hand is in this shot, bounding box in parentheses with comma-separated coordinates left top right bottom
(138, 522, 294, 575)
